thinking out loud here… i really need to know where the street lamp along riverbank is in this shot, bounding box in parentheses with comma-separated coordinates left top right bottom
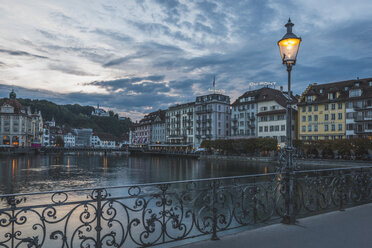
(278, 18, 301, 224)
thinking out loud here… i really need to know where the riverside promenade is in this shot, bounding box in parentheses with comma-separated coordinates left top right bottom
(180, 203, 372, 248)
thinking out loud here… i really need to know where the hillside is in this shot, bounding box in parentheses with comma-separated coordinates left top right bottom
(16, 98, 132, 138)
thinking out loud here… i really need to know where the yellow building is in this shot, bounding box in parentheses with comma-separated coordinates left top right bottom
(298, 82, 349, 140)
(298, 78, 372, 140)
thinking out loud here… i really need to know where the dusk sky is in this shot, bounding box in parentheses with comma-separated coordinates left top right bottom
(0, 0, 371, 120)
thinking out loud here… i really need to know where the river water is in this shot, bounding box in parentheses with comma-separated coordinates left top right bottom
(0, 153, 276, 194)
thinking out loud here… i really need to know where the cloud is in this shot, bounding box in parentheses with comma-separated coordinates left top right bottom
(0, 0, 371, 119)
(0, 49, 48, 59)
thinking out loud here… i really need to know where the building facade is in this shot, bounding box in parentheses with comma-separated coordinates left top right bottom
(345, 79, 372, 139)
(91, 104, 110, 117)
(64, 132, 76, 147)
(0, 90, 43, 147)
(296, 79, 372, 140)
(151, 110, 166, 144)
(256, 88, 297, 147)
(165, 103, 195, 145)
(90, 132, 116, 148)
(231, 89, 260, 137)
(194, 93, 230, 147)
(74, 128, 93, 147)
(132, 110, 162, 146)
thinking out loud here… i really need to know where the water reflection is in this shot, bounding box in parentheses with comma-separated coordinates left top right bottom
(0, 154, 278, 194)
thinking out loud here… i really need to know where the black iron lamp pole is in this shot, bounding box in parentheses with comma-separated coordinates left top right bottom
(278, 18, 301, 224)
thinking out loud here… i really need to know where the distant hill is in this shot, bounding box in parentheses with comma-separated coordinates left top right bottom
(16, 98, 132, 138)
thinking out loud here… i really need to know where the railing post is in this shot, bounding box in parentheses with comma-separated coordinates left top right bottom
(282, 169, 296, 224)
(339, 172, 345, 211)
(9, 196, 16, 248)
(252, 177, 258, 224)
(95, 189, 103, 248)
(211, 181, 219, 241)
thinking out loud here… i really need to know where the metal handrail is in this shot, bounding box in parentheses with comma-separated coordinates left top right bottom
(1, 166, 371, 198)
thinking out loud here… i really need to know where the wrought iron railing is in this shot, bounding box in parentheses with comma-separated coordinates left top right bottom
(0, 167, 371, 248)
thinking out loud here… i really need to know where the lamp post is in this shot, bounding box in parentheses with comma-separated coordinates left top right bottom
(278, 18, 301, 224)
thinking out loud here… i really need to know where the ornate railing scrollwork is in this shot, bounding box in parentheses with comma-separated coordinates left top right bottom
(0, 166, 371, 247)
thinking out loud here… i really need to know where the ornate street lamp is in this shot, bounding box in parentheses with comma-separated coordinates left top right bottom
(278, 18, 301, 224)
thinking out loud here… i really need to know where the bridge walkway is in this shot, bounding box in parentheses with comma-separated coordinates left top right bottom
(180, 203, 372, 248)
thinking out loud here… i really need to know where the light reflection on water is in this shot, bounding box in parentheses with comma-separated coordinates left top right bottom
(0, 154, 276, 194)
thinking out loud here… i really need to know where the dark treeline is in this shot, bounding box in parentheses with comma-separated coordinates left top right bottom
(200, 138, 278, 155)
(17, 98, 132, 137)
(294, 139, 372, 160)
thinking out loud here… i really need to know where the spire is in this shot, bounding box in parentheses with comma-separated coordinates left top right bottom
(9, 89, 16, 100)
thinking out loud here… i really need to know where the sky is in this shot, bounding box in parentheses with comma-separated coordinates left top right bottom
(0, 0, 371, 120)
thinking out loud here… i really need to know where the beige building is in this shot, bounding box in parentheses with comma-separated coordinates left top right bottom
(0, 90, 43, 147)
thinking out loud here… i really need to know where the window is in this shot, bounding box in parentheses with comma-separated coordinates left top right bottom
(338, 103, 342, 109)
(302, 107, 306, 112)
(314, 115, 318, 121)
(308, 115, 312, 121)
(314, 125, 318, 132)
(259, 127, 263, 132)
(329, 92, 336, 100)
(331, 103, 336, 110)
(264, 126, 268, 132)
(302, 126, 306, 132)
(302, 116, 306, 122)
(325, 104, 328, 110)
(308, 125, 312, 132)
(314, 136, 318, 140)
(270, 126, 274, 132)
(338, 113, 342, 120)
(331, 124, 335, 131)
(314, 105, 318, 111)
(349, 89, 362, 97)
(325, 114, 329, 120)
(331, 114, 335, 120)
(281, 125, 285, 131)
(281, 136, 286, 142)
(308, 106, 312, 112)
(324, 125, 329, 131)
(338, 124, 343, 131)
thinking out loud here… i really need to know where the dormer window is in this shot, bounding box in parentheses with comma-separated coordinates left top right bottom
(344, 87, 349, 91)
(349, 89, 362, 98)
(319, 89, 323, 93)
(306, 96, 313, 102)
(369, 81, 372, 87)
(329, 92, 336, 100)
(355, 82, 360, 87)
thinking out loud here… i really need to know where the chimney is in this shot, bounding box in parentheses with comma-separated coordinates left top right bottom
(280, 86, 283, 92)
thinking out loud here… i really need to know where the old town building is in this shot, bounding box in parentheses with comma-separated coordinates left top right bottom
(165, 103, 195, 145)
(194, 93, 230, 147)
(296, 78, 372, 140)
(0, 90, 43, 147)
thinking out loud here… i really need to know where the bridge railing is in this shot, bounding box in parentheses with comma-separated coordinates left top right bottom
(0, 166, 371, 248)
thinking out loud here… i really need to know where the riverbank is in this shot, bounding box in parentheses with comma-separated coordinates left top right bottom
(199, 154, 372, 167)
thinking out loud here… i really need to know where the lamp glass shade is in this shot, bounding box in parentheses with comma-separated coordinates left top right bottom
(278, 37, 301, 64)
